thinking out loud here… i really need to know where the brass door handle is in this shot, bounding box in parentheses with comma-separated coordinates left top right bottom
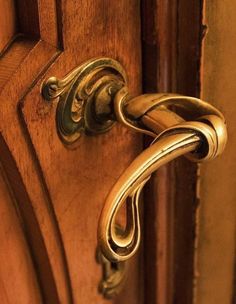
(98, 91, 227, 262)
(42, 58, 227, 265)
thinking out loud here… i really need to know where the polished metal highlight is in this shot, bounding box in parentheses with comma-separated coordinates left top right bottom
(96, 227, 127, 299)
(98, 121, 226, 262)
(42, 58, 227, 296)
(97, 69, 227, 263)
(42, 58, 127, 143)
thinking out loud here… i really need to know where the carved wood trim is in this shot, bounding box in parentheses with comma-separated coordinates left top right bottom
(0, 1, 73, 302)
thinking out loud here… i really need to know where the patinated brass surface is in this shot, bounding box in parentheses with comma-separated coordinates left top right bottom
(42, 57, 227, 296)
(96, 249, 126, 299)
(42, 58, 127, 143)
(94, 61, 227, 263)
(96, 226, 127, 299)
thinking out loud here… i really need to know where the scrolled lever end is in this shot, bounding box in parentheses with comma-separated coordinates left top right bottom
(98, 177, 149, 262)
(197, 114, 227, 159)
(98, 130, 203, 262)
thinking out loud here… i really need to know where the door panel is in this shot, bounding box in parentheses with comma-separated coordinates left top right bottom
(0, 1, 234, 303)
(0, 0, 142, 303)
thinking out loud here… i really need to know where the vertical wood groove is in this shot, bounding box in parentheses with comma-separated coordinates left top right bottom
(0, 135, 60, 303)
(141, 1, 203, 303)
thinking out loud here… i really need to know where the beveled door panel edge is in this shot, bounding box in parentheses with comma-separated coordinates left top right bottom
(18, 91, 74, 303)
(0, 1, 73, 301)
(0, 134, 60, 302)
(0, 0, 62, 90)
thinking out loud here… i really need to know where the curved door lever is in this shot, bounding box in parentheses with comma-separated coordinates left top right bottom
(42, 57, 227, 271)
(98, 91, 227, 262)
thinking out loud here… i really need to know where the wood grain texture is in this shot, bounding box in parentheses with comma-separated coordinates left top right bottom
(174, 2, 203, 303)
(0, 165, 42, 303)
(0, 134, 61, 303)
(15, 0, 40, 38)
(20, 1, 143, 302)
(0, 1, 208, 303)
(0, 0, 143, 303)
(194, 1, 236, 303)
(142, 3, 177, 303)
(142, 1, 203, 303)
(0, 38, 35, 90)
(0, 0, 17, 53)
(0, 0, 70, 302)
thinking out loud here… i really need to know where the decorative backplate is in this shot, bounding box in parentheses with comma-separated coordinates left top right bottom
(42, 58, 127, 144)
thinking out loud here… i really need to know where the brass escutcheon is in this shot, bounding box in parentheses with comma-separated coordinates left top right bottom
(42, 58, 127, 143)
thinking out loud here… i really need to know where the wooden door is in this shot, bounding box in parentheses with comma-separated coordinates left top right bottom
(0, 1, 143, 303)
(0, 1, 235, 304)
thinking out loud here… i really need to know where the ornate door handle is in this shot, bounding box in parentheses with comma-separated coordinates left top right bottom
(42, 57, 227, 293)
(98, 96, 227, 263)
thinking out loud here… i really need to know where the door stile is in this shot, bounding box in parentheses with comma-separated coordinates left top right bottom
(141, 1, 203, 303)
